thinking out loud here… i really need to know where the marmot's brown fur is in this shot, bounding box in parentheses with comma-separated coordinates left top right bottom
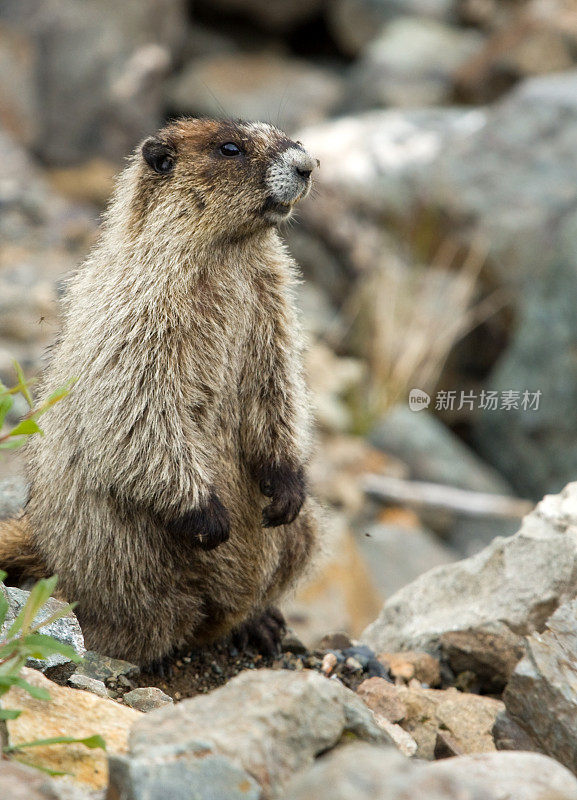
(0, 118, 321, 666)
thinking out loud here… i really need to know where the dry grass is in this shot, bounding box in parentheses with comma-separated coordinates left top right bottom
(342, 238, 508, 428)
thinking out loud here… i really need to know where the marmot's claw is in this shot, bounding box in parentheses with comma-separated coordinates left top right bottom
(231, 607, 286, 657)
(144, 653, 175, 679)
(167, 491, 230, 550)
(259, 462, 306, 528)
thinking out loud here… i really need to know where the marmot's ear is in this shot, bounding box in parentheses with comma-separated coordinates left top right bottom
(142, 137, 175, 175)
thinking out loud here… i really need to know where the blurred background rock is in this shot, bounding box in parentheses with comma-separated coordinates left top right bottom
(1, 0, 575, 645)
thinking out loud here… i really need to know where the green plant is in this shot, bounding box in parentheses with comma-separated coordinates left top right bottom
(344, 239, 508, 433)
(0, 571, 105, 774)
(0, 360, 74, 451)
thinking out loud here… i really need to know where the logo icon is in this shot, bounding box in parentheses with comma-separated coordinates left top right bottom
(409, 388, 431, 412)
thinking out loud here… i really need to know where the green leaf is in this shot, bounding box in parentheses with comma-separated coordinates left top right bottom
(0, 392, 14, 429)
(8, 419, 43, 437)
(12, 361, 33, 408)
(0, 675, 51, 701)
(0, 594, 9, 630)
(0, 708, 21, 720)
(0, 437, 25, 450)
(8, 575, 59, 637)
(21, 633, 81, 662)
(4, 734, 106, 752)
(10, 756, 70, 776)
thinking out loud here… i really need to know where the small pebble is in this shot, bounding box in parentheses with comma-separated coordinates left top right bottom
(123, 687, 174, 712)
(345, 657, 363, 671)
(322, 652, 338, 675)
(68, 673, 110, 698)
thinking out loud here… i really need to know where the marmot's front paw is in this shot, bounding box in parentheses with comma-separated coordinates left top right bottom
(167, 491, 230, 550)
(259, 462, 306, 528)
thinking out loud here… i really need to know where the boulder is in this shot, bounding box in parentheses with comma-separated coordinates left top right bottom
(0, 476, 28, 519)
(2, 667, 140, 790)
(0, 584, 85, 673)
(345, 17, 483, 109)
(357, 520, 457, 598)
(503, 597, 577, 775)
(357, 678, 502, 760)
(1, 0, 187, 165)
(110, 669, 392, 800)
(362, 483, 577, 688)
(168, 52, 343, 135)
(283, 742, 577, 800)
(327, 0, 458, 56)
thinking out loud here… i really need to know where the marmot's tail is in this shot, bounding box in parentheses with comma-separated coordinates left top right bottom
(0, 515, 47, 585)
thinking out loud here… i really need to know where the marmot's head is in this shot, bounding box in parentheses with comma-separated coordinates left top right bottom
(133, 118, 318, 242)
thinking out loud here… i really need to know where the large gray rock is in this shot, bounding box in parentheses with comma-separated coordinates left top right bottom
(328, 0, 458, 56)
(0, 476, 28, 520)
(346, 17, 483, 109)
(300, 69, 577, 506)
(169, 52, 343, 135)
(371, 405, 512, 493)
(0, 584, 85, 672)
(1, 0, 186, 165)
(283, 743, 577, 800)
(503, 597, 577, 775)
(357, 521, 457, 598)
(362, 483, 577, 677)
(110, 669, 392, 800)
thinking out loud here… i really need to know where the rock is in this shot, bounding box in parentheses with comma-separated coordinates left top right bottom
(474, 207, 577, 497)
(319, 631, 353, 651)
(112, 669, 392, 800)
(377, 651, 441, 687)
(0, 759, 59, 800)
(284, 742, 577, 799)
(2, 667, 140, 790)
(283, 741, 489, 800)
(284, 512, 382, 646)
(503, 597, 577, 774)
(108, 753, 260, 800)
(429, 752, 577, 800)
(0, 475, 28, 519)
(362, 484, 577, 676)
(492, 710, 541, 753)
(357, 520, 457, 598)
(328, 0, 457, 56)
(357, 678, 406, 723)
(284, 744, 577, 800)
(169, 52, 342, 134)
(371, 406, 512, 494)
(440, 627, 526, 693)
(345, 17, 484, 109)
(74, 650, 140, 684)
(306, 343, 365, 434)
(123, 687, 173, 712)
(357, 679, 502, 760)
(2, 0, 187, 165)
(68, 674, 110, 699)
(0, 584, 85, 672)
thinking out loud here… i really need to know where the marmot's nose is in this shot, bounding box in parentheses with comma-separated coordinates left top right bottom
(293, 151, 318, 182)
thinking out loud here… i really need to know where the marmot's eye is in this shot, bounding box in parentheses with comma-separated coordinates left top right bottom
(219, 142, 242, 157)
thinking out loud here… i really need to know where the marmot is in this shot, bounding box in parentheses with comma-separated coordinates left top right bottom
(0, 118, 321, 667)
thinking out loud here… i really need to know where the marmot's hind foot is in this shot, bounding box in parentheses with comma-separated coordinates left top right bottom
(231, 607, 286, 657)
(143, 652, 176, 679)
